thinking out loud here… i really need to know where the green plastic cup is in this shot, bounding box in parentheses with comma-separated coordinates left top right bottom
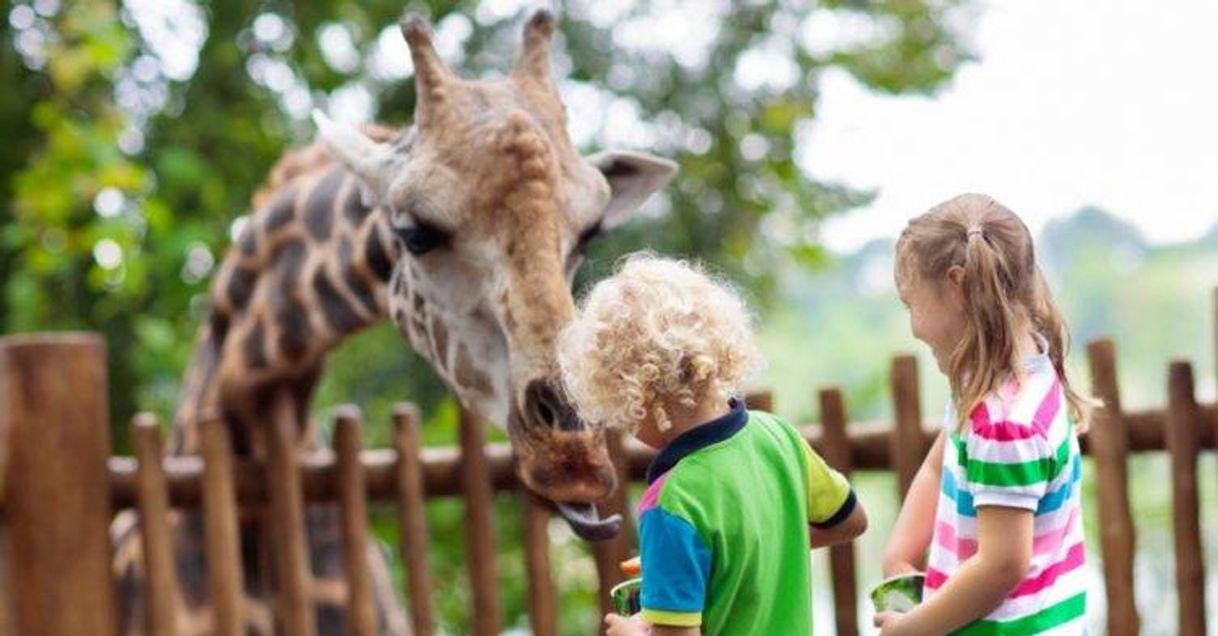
(869, 572, 925, 614)
(611, 577, 643, 615)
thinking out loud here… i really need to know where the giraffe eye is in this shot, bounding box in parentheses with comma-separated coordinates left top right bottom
(395, 222, 449, 255)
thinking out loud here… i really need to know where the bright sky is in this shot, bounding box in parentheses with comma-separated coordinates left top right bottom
(110, 0, 1218, 257)
(799, 0, 1218, 253)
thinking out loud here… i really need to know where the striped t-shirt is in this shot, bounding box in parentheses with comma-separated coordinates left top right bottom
(925, 341, 1087, 635)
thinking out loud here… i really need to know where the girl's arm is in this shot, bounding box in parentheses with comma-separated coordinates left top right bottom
(809, 501, 868, 549)
(604, 614, 699, 635)
(878, 506, 1033, 635)
(882, 431, 946, 576)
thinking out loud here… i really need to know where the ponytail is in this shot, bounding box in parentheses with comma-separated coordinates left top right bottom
(948, 228, 1025, 429)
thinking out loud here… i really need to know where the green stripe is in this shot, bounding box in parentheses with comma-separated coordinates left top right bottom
(952, 434, 1071, 487)
(953, 593, 1086, 636)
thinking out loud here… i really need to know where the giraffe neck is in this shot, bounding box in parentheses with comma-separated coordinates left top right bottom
(172, 148, 405, 455)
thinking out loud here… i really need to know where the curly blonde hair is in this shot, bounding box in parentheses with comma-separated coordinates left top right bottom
(557, 253, 763, 434)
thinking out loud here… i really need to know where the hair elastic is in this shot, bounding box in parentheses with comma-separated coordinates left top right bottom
(966, 226, 985, 239)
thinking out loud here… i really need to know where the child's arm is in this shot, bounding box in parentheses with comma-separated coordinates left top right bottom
(882, 431, 945, 576)
(809, 500, 867, 548)
(800, 435, 865, 547)
(605, 613, 700, 635)
(876, 505, 1033, 635)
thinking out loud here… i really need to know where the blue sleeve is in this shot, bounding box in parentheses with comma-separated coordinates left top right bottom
(638, 506, 711, 625)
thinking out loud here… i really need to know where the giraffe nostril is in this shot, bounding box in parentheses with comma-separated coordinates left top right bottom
(525, 380, 581, 432)
(536, 400, 556, 427)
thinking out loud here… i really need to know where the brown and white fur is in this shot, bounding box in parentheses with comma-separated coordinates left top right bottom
(109, 10, 677, 634)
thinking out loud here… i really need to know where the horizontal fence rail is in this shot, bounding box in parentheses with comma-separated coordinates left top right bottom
(100, 404, 1218, 509)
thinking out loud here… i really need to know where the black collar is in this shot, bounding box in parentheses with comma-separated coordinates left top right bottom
(646, 398, 748, 484)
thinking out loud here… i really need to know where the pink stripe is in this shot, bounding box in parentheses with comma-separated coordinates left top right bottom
(925, 567, 947, 590)
(972, 420, 1040, 441)
(636, 472, 670, 515)
(970, 400, 1036, 441)
(929, 542, 1086, 599)
(1031, 378, 1062, 436)
(969, 379, 1062, 441)
(1007, 542, 1085, 598)
(934, 507, 1080, 561)
(969, 401, 991, 432)
(1031, 507, 1079, 556)
(934, 519, 975, 560)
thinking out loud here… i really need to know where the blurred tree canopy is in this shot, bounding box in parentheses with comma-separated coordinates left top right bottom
(1, 0, 972, 629)
(1, 0, 972, 435)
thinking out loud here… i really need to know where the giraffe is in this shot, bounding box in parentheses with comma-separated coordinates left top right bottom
(109, 9, 678, 634)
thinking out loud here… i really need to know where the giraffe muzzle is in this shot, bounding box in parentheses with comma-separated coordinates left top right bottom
(514, 380, 621, 540)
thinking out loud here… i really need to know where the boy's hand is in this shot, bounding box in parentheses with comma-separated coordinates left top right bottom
(605, 613, 650, 636)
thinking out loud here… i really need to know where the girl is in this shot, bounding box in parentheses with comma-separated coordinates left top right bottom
(877, 194, 1093, 635)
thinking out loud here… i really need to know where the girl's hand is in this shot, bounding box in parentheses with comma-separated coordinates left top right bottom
(873, 611, 909, 635)
(604, 613, 650, 636)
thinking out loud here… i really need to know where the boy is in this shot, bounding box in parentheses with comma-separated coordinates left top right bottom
(556, 254, 868, 635)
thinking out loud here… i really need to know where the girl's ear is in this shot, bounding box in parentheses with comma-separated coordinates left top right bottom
(945, 265, 967, 307)
(946, 265, 966, 287)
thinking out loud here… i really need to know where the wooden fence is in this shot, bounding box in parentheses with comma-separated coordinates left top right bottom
(0, 289, 1215, 635)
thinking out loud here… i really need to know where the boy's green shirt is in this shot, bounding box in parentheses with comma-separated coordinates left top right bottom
(637, 399, 856, 634)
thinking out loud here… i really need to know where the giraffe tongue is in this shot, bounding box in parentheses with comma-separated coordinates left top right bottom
(555, 502, 622, 542)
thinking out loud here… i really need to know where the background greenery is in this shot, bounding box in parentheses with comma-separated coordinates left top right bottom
(3, 1, 1215, 634)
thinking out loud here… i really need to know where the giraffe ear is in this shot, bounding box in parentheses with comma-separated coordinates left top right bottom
(312, 110, 399, 205)
(586, 150, 678, 229)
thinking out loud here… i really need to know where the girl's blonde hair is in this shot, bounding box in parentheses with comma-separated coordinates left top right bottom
(895, 193, 1094, 431)
(557, 253, 763, 434)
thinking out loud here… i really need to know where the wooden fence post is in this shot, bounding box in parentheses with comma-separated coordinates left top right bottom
(819, 388, 859, 636)
(265, 394, 315, 636)
(393, 404, 436, 636)
(890, 356, 925, 499)
(334, 407, 376, 636)
(0, 333, 117, 635)
(1165, 362, 1206, 636)
(199, 413, 245, 636)
(523, 496, 557, 636)
(132, 414, 181, 634)
(458, 406, 500, 636)
(1086, 339, 1139, 636)
(591, 428, 637, 626)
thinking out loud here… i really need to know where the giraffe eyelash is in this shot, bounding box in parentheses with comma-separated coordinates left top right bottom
(575, 222, 603, 253)
(394, 220, 451, 255)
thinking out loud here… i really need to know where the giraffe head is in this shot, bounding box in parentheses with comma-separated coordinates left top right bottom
(313, 11, 676, 539)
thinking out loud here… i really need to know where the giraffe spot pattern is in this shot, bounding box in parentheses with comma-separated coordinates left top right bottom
(264, 186, 299, 235)
(341, 176, 373, 225)
(365, 226, 395, 282)
(227, 266, 257, 309)
(244, 320, 269, 370)
(237, 223, 259, 257)
(313, 268, 364, 333)
(339, 235, 378, 315)
(430, 314, 449, 364)
(304, 169, 344, 242)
